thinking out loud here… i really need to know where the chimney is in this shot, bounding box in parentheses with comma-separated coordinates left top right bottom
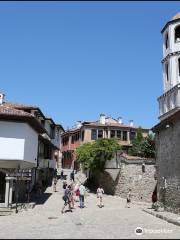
(117, 117, 123, 124)
(75, 121, 82, 129)
(0, 93, 5, 105)
(99, 113, 106, 124)
(129, 120, 134, 127)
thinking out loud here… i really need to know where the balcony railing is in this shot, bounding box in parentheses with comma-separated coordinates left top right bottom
(158, 83, 180, 120)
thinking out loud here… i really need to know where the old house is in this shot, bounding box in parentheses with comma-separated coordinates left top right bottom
(0, 93, 64, 208)
(61, 114, 149, 170)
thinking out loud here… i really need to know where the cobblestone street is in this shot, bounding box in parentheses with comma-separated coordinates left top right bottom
(0, 180, 180, 239)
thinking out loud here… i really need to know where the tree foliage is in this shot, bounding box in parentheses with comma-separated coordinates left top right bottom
(129, 128, 155, 158)
(76, 138, 121, 171)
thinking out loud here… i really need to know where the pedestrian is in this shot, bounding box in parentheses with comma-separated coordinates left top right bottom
(152, 184, 157, 208)
(70, 170, 75, 182)
(61, 185, 72, 214)
(79, 183, 86, 208)
(69, 183, 75, 209)
(126, 188, 132, 208)
(97, 185, 104, 208)
(74, 183, 80, 202)
(53, 177, 57, 192)
(62, 180, 67, 189)
(60, 169, 64, 180)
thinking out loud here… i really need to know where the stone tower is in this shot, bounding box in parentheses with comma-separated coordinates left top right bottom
(158, 13, 180, 121)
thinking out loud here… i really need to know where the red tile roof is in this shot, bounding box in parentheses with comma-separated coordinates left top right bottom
(0, 105, 45, 133)
(3, 102, 38, 109)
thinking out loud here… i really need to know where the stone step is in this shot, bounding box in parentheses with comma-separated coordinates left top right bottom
(0, 208, 13, 216)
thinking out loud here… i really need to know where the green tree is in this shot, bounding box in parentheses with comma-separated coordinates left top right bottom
(76, 138, 121, 171)
(129, 127, 144, 157)
(141, 133, 155, 158)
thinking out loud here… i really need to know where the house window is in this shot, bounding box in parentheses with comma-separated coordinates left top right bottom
(130, 131, 136, 141)
(71, 135, 74, 144)
(117, 130, 121, 139)
(81, 130, 84, 141)
(98, 129, 103, 138)
(50, 126, 55, 139)
(62, 136, 69, 146)
(175, 25, 180, 43)
(105, 130, 108, 138)
(91, 129, 97, 140)
(123, 131, 127, 141)
(110, 130, 116, 138)
(165, 33, 169, 49)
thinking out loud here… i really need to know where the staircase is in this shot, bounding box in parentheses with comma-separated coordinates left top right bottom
(0, 207, 13, 216)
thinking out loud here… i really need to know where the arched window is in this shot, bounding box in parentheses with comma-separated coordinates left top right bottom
(175, 25, 180, 43)
(165, 33, 169, 49)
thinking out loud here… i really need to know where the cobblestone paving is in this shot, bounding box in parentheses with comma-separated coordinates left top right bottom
(0, 180, 180, 239)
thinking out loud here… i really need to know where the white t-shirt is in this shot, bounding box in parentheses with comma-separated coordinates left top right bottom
(79, 185, 86, 196)
(97, 188, 104, 197)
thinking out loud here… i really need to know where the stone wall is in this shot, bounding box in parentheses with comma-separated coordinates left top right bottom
(90, 159, 156, 203)
(155, 119, 180, 214)
(114, 162, 156, 202)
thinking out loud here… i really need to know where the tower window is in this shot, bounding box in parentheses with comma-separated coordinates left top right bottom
(165, 63, 169, 81)
(175, 25, 180, 43)
(165, 33, 169, 49)
(178, 58, 180, 76)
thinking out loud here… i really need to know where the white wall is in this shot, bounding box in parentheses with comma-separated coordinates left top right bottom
(0, 121, 38, 168)
(105, 154, 121, 168)
(23, 124, 38, 165)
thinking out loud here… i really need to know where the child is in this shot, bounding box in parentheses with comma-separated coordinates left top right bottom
(126, 188, 132, 208)
(97, 185, 104, 208)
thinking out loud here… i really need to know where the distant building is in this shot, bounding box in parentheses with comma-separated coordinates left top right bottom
(152, 13, 180, 213)
(61, 114, 149, 169)
(0, 93, 64, 207)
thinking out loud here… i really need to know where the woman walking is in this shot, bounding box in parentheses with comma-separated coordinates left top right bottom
(61, 185, 72, 214)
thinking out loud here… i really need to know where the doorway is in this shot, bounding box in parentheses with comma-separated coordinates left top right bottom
(0, 172, 6, 203)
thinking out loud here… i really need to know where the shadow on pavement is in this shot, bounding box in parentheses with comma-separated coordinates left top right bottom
(30, 193, 52, 205)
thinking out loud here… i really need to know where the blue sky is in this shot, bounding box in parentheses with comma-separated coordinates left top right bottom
(0, 1, 180, 130)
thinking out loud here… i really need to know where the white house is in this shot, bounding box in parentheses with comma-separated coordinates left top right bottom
(0, 93, 52, 208)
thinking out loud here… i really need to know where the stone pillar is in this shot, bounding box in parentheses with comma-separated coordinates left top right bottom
(5, 178, 10, 208)
(9, 180, 13, 206)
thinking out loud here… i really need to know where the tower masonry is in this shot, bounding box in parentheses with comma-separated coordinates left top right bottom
(158, 13, 180, 121)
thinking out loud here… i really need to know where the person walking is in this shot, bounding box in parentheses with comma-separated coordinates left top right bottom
(126, 188, 132, 208)
(74, 183, 80, 202)
(79, 183, 86, 208)
(97, 185, 104, 208)
(53, 177, 57, 192)
(68, 183, 75, 209)
(61, 185, 72, 214)
(70, 170, 75, 182)
(60, 169, 64, 180)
